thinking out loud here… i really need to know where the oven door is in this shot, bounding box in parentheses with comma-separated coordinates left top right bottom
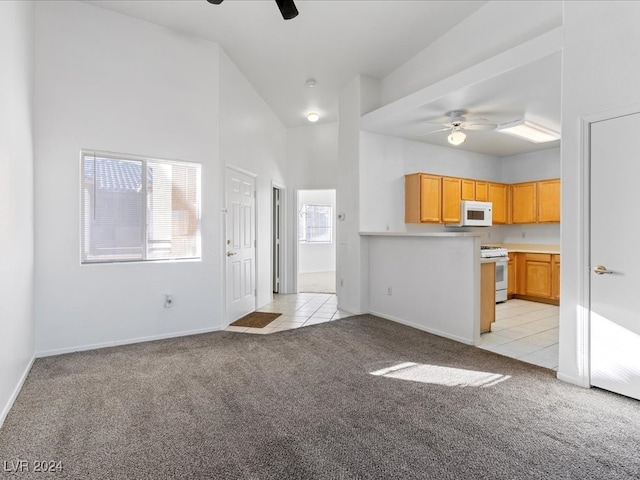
(495, 258, 508, 302)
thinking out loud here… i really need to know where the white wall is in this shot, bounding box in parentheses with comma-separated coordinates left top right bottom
(286, 122, 338, 291)
(499, 147, 561, 245)
(218, 50, 287, 309)
(501, 147, 560, 183)
(0, 1, 35, 426)
(359, 132, 502, 233)
(559, 1, 640, 386)
(367, 235, 480, 345)
(379, 1, 562, 107)
(34, 1, 222, 355)
(297, 189, 336, 274)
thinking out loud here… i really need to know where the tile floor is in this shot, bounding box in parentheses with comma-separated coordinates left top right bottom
(226, 294, 560, 372)
(224, 293, 351, 335)
(477, 298, 559, 370)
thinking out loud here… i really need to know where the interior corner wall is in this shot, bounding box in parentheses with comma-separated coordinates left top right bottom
(337, 77, 366, 314)
(0, 1, 35, 426)
(218, 49, 287, 308)
(380, 1, 563, 105)
(560, 1, 640, 386)
(33, 1, 222, 355)
(359, 131, 502, 233)
(286, 122, 339, 292)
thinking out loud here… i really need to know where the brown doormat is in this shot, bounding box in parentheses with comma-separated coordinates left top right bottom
(230, 312, 282, 328)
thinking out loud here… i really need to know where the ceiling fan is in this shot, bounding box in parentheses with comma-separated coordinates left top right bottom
(206, 0, 299, 20)
(420, 110, 497, 146)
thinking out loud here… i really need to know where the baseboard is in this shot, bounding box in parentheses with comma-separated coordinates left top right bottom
(368, 310, 475, 346)
(1, 355, 35, 429)
(556, 371, 591, 388)
(36, 326, 225, 358)
(511, 294, 559, 306)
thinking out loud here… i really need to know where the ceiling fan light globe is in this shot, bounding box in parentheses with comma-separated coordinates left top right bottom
(448, 130, 466, 146)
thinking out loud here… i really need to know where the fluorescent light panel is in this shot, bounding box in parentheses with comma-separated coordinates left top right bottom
(497, 120, 560, 143)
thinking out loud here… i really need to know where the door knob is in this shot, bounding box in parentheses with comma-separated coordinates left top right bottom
(227, 251, 237, 257)
(593, 265, 613, 275)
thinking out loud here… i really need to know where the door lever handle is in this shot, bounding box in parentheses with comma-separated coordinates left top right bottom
(227, 251, 237, 257)
(593, 265, 613, 275)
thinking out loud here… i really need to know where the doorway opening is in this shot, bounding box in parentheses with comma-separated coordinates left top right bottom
(296, 189, 336, 294)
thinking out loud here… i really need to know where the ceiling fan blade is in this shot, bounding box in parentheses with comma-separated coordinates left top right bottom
(275, 0, 299, 19)
(417, 127, 450, 137)
(206, 0, 224, 4)
(465, 123, 497, 131)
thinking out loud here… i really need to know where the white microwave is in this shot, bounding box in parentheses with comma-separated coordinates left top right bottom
(446, 200, 493, 227)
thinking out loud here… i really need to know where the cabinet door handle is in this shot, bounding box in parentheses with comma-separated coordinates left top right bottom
(593, 265, 613, 275)
(227, 251, 237, 257)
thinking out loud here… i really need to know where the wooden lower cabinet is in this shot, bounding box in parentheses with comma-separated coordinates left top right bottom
(511, 252, 560, 305)
(551, 254, 560, 300)
(524, 254, 552, 298)
(507, 253, 516, 297)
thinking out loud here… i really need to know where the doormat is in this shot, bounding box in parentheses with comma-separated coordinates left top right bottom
(230, 312, 282, 328)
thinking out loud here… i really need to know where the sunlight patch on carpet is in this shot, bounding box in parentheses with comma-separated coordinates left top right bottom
(370, 362, 511, 388)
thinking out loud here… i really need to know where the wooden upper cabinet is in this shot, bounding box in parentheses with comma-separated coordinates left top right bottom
(475, 181, 488, 201)
(442, 177, 462, 223)
(405, 173, 441, 223)
(461, 179, 475, 201)
(511, 182, 537, 224)
(538, 179, 561, 222)
(488, 183, 508, 224)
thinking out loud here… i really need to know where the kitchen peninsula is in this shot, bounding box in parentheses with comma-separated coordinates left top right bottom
(360, 231, 485, 345)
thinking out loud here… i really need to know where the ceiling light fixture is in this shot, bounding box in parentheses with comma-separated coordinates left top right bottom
(497, 119, 561, 143)
(206, 0, 298, 20)
(447, 126, 466, 146)
(305, 79, 317, 88)
(307, 112, 319, 123)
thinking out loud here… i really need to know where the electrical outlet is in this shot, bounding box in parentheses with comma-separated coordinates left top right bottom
(164, 294, 173, 308)
(387, 286, 392, 295)
(521, 231, 526, 239)
(340, 279, 344, 287)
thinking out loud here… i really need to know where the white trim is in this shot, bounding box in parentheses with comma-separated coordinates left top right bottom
(369, 310, 475, 346)
(557, 372, 591, 389)
(0, 355, 35, 428)
(35, 326, 225, 359)
(226, 164, 257, 178)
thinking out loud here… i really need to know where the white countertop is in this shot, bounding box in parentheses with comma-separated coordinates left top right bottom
(360, 231, 482, 237)
(484, 243, 560, 254)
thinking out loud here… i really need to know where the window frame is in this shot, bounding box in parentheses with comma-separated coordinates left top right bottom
(298, 203, 333, 245)
(80, 149, 202, 265)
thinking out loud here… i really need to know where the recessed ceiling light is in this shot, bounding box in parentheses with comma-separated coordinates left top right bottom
(497, 119, 560, 143)
(307, 112, 319, 123)
(305, 79, 317, 88)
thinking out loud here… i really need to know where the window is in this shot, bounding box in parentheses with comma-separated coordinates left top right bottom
(298, 204, 332, 243)
(81, 151, 201, 263)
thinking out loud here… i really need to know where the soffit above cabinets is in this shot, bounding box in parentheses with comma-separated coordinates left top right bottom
(361, 29, 562, 158)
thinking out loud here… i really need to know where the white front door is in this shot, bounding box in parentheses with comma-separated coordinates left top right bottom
(590, 111, 640, 400)
(226, 167, 256, 323)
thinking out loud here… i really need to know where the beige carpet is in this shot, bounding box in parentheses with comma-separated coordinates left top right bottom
(298, 270, 336, 293)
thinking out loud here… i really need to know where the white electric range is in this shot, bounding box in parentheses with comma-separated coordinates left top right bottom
(481, 246, 508, 302)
